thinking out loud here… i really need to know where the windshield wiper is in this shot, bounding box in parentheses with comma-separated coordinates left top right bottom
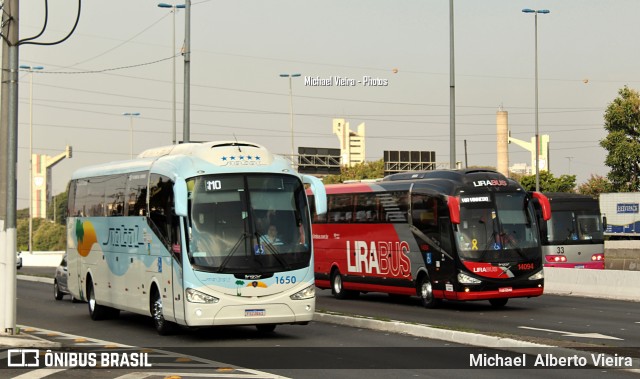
(255, 232, 291, 270)
(217, 232, 248, 273)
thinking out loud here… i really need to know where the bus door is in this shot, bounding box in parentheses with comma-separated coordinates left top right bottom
(408, 191, 455, 287)
(171, 216, 186, 323)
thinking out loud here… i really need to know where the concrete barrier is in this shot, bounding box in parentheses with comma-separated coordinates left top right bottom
(544, 266, 640, 302)
(20, 251, 64, 267)
(604, 240, 640, 270)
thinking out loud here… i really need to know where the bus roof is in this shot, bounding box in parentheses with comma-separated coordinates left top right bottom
(322, 169, 525, 197)
(71, 140, 296, 181)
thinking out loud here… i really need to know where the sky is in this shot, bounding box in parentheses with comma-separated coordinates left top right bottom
(14, 0, 640, 209)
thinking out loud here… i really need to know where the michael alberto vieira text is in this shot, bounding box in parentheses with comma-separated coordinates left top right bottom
(470, 353, 634, 368)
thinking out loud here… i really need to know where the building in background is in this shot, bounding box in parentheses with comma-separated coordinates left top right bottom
(332, 118, 365, 167)
(32, 146, 71, 218)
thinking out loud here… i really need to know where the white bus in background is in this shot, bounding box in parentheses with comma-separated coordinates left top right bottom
(66, 141, 326, 334)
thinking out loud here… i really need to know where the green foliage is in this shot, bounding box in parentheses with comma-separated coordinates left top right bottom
(576, 174, 614, 196)
(517, 171, 576, 192)
(33, 221, 66, 251)
(17, 190, 68, 251)
(17, 217, 65, 251)
(322, 160, 385, 184)
(600, 86, 640, 191)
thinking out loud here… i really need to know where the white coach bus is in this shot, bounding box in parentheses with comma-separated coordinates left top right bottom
(66, 141, 326, 334)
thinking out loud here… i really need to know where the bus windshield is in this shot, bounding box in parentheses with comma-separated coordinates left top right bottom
(455, 192, 539, 262)
(187, 174, 311, 274)
(546, 210, 604, 244)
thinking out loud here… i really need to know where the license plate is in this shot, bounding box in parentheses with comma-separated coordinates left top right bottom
(245, 309, 266, 317)
(498, 287, 512, 293)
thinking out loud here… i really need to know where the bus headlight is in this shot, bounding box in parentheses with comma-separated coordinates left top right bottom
(457, 272, 481, 284)
(528, 270, 544, 280)
(290, 284, 315, 300)
(186, 288, 219, 304)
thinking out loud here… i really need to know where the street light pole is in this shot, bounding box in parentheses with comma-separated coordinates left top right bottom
(19, 64, 43, 256)
(123, 112, 141, 158)
(183, 0, 191, 143)
(158, 3, 185, 145)
(279, 73, 301, 161)
(522, 8, 550, 192)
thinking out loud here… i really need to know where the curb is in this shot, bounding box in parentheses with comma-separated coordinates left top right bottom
(314, 311, 547, 349)
(17, 275, 54, 285)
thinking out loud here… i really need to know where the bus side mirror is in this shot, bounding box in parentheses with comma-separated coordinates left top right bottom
(531, 192, 551, 221)
(173, 177, 188, 217)
(302, 174, 327, 215)
(448, 196, 460, 224)
(602, 215, 607, 230)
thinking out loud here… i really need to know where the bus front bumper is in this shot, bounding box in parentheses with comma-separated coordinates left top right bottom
(183, 300, 315, 327)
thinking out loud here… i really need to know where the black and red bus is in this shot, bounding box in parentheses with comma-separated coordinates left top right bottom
(308, 169, 551, 308)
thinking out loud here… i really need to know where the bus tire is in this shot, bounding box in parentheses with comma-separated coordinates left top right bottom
(87, 278, 110, 320)
(489, 298, 508, 308)
(151, 289, 173, 335)
(417, 275, 441, 309)
(256, 324, 277, 333)
(331, 269, 355, 299)
(54, 280, 64, 301)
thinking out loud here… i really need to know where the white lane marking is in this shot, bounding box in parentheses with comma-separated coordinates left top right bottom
(519, 326, 623, 340)
(10, 369, 67, 379)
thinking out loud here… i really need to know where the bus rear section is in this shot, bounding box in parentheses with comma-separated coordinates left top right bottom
(542, 193, 604, 269)
(310, 169, 550, 308)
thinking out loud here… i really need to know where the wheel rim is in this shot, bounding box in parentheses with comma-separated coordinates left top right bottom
(332, 274, 342, 294)
(88, 285, 95, 312)
(153, 296, 164, 328)
(421, 280, 433, 303)
(54, 283, 58, 296)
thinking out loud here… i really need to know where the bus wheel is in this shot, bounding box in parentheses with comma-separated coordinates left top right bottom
(417, 275, 441, 309)
(489, 298, 508, 308)
(54, 280, 64, 301)
(87, 278, 109, 320)
(152, 290, 173, 335)
(256, 324, 276, 333)
(331, 270, 354, 299)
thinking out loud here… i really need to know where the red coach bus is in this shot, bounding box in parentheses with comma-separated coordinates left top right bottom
(308, 169, 551, 308)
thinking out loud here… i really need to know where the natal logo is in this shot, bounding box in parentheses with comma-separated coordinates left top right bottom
(75, 219, 98, 257)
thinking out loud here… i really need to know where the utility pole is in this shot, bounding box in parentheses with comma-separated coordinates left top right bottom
(1, 0, 20, 335)
(183, 0, 191, 143)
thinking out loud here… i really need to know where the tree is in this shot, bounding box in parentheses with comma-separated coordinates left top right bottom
(322, 160, 385, 184)
(33, 221, 66, 251)
(600, 86, 640, 191)
(517, 171, 576, 192)
(576, 174, 613, 196)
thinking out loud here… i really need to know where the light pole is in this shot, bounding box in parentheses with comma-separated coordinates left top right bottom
(566, 156, 574, 175)
(19, 64, 44, 256)
(123, 112, 141, 158)
(279, 73, 301, 161)
(158, 3, 185, 145)
(522, 8, 550, 192)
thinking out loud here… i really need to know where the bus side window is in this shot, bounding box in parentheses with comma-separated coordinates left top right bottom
(149, 174, 176, 249)
(126, 172, 148, 216)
